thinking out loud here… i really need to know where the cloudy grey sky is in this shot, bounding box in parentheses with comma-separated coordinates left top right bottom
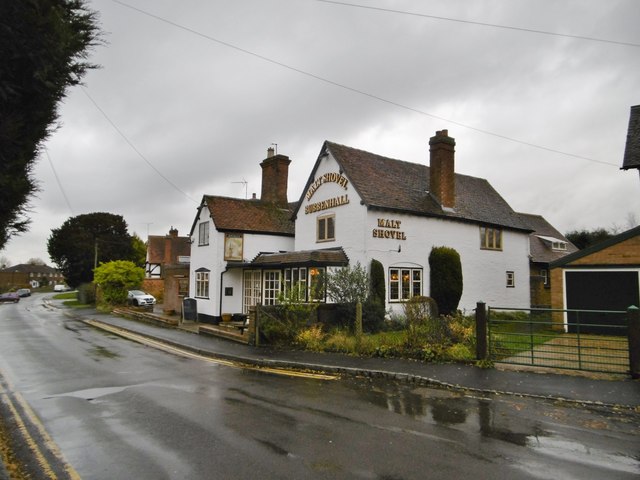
(3, 0, 640, 265)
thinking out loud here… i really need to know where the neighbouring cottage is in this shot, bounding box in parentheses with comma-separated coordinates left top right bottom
(517, 213, 578, 309)
(189, 130, 537, 323)
(0, 263, 65, 289)
(145, 227, 191, 314)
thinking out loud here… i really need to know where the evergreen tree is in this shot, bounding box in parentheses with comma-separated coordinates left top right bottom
(0, 1, 100, 249)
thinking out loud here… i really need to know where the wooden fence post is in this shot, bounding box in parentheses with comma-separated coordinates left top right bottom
(627, 305, 640, 379)
(476, 301, 488, 360)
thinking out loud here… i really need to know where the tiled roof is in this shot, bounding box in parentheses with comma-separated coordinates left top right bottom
(622, 105, 640, 170)
(0, 263, 60, 274)
(147, 234, 191, 264)
(518, 213, 578, 264)
(550, 224, 640, 268)
(249, 247, 349, 267)
(295, 141, 532, 231)
(204, 195, 295, 236)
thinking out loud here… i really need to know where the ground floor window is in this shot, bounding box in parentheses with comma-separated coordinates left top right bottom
(263, 270, 281, 305)
(389, 268, 422, 301)
(243, 270, 262, 313)
(309, 267, 326, 301)
(195, 269, 210, 298)
(284, 267, 308, 301)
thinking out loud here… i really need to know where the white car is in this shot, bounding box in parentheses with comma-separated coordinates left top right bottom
(53, 284, 70, 292)
(127, 290, 156, 307)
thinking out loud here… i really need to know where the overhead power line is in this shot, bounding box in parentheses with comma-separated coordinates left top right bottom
(316, 0, 640, 48)
(44, 148, 74, 215)
(80, 86, 199, 204)
(110, 0, 619, 167)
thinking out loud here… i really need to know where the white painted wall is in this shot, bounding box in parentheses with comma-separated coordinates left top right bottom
(189, 206, 294, 318)
(294, 152, 530, 314)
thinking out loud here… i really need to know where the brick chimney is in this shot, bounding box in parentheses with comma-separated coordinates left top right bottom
(260, 149, 291, 206)
(429, 129, 456, 210)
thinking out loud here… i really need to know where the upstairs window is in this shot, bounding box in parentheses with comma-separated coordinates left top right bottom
(551, 241, 567, 251)
(198, 221, 210, 246)
(480, 226, 502, 250)
(317, 215, 335, 242)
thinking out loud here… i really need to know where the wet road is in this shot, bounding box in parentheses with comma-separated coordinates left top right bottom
(1, 294, 639, 479)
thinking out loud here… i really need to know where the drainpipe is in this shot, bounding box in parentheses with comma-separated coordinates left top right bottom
(219, 265, 229, 323)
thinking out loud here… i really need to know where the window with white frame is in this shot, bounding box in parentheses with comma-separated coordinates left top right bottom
(480, 226, 502, 250)
(195, 269, 210, 297)
(263, 270, 281, 306)
(317, 214, 335, 242)
(284, 267, 308, 301)
(551, 241, 567, 251)
(389, 268, 422, 301)
(198, 221, 210, 246)
(506, 271, 515, 288)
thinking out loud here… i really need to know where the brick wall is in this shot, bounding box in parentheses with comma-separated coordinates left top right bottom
(568, 235, 640, 266)
(549, 233, 640, 326)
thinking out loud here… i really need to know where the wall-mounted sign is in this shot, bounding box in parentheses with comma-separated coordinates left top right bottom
(372, 218, 406, 240)
(305, 194, 349, 214)
(306, 172, 349, 201)
(224, 233, 243, 261)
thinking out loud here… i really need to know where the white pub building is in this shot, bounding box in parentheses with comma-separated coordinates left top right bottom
(189, 130, 532, 323)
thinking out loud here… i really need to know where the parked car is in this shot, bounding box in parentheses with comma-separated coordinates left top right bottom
(0, 292, 20, 303)
(17, 288, 31, 297)
(53, 284, 70, 292)
(127, 290, 156, 307)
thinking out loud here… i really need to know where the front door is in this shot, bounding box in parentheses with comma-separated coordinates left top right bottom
(243, 270, 262, 314)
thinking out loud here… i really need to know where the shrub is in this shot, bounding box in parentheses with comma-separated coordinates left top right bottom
(325, 262, 369, 304)
(429, 246, 463, 315)
(328, 299, 386, 334)
(296, 324, 325, 351)
(369, 259, 385, 305)
(403, 296, 441, 347)
(93, 260, 144, 306)
(258, 285, 318, 346)
(77, 282, 96, 304)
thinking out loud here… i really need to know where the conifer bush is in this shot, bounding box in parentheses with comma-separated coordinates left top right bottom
(429, 246, 463, 315)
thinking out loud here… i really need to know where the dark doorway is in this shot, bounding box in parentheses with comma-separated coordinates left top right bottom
(565, 270, 639, 334)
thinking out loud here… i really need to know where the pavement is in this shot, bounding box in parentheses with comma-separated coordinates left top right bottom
(54, 301, 640, 410)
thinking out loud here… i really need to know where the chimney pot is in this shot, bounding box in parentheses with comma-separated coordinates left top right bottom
(260, 153, 291, 206)
(429, 129, 456, 209)
(267, 147, 275, 158)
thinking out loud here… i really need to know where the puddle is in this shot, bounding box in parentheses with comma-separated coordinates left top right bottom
(87, 345, 120, 360)
(46, 385, 130, 401)
(346, 377, 639, 471)
(527, 436, 640, 474)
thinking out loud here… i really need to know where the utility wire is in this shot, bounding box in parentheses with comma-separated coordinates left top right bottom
(44, 148, 75, 215)
(111, 0, 618, 167)
(80, 86, 199, 204)
(316, 0, 640, 48)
